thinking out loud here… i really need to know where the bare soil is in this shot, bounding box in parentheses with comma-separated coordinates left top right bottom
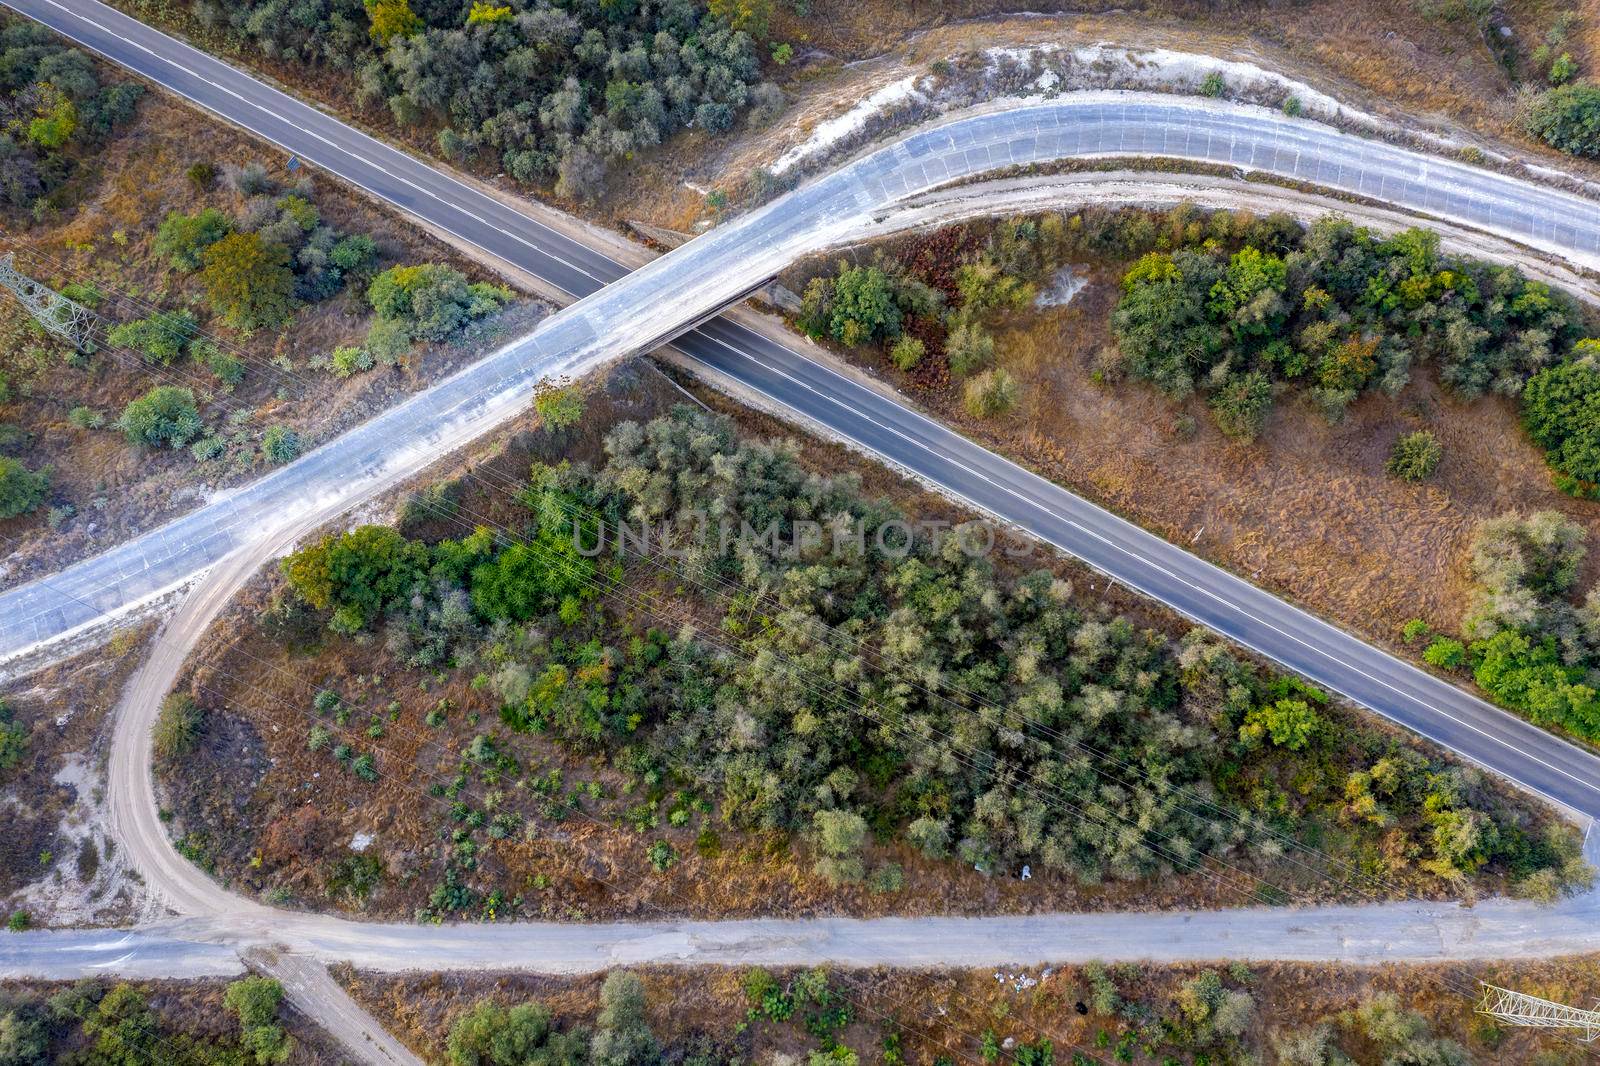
(0, 90, 544, 593)
(344, 956, 1600, 1066)
(0, 622, 159, 925)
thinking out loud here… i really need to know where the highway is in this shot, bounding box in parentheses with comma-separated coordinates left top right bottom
(2, 0, 1600, 851)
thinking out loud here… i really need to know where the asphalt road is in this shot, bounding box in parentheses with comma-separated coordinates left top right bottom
(3, 0, 1600, 833)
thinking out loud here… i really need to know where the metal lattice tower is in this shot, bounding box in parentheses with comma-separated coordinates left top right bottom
(1478, 983, 1600, 1041)
(0, 251, 97, 350)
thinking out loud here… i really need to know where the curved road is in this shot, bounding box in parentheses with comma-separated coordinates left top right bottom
(3, 0, 1600, 826)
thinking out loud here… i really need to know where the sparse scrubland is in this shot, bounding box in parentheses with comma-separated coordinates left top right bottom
(786, 204, 1600, 749)
(349, 957, 1600, 1066)
(0, 14, 529, 589)
(156, 367, 1588, 925)
(0, 976, 342, 1064)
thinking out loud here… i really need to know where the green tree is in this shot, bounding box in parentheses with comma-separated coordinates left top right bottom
(889, 334, 924, 371)
(281, 525, 431, 631)
(828, 264, 900, 347)
(26, 88, 76, 149)
(225, 976, 293, 1065)
(945, 318, 994, 376)
(591, 972, 658, 1066)
(446, 999, 587, 1066)
(365, 0, 422, 43)
(1386, 430, 1443, 482)
(201, 231, 295, 331)
(810, 808, 867, 884)
(0, 458, 47, 519)
(0, 700, 28, 776)
(1239, 698, 1323, 751)
(118, 386, 203, 448)
(1523, 350, 1600, 486)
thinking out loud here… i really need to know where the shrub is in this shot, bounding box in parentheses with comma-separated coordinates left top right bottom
(1401, 618, 1431, 643)
(1387, 430, 1443, 481)
(224, 976, 293, 1064)
(352, 752, 378, 781)
(119, 386, 202, 448)
(646, 840, 676, 871)
(1200, 71, 1227, 97)
(828, 264, 901, 347)
(152, 694, 202, 762)
(0, 458, 48, 519)
(364, 317, 413, 363)
(1209, 371, 1274, 441)
(1523, 82, 1600, 157)
(329, 345, 374, 378)
(154, 207, 231, 272)
(186, 161, 216, 189)
(261, 424, 301, 464)
(889, 334, 925, 371)
(229, 161, 274, 196)
(945, 319, 994, 376)
(106, 309, 198, 365)
(6, 910, 29, 932)
(68, 406, 104, 429)
(1423, 637, 1466, 669)
(534, 382, 586, 432)
(962, 368, 1020, 418)
(190, 434, 226, 462)
(201, 231, 295, 330)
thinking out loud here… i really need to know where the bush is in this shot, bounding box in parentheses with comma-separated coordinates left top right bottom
(152, 694, 202, 762)
(534, 382, 586, 432)
(1209, 371, 1274, 441)
(186, 160, 216, 189)
(0, 457, 48, 518)
(154, 207, 230, 272)
(329, 345, 374, 378)
(889, 335, 925, 371)
(1387, 430, 1443, 481)
(6, 909, 29, 932)
(962, 368, 1020, 418)
(1423, 637, 1466, 669)
(945, 319, 994, 376)
(367, 263, 509, 340)
(1523, 82, 1600, 157)
(68, 406, 104, 429)
(106, 309, 198, 365)
(224, 976, 293, 1064)
(201, 231, 295, 330)
(1200, 71, 1227, 97)
(119, 386, 202, 448)
(364, 317, 413, 363)
(261, 424, 301, 464)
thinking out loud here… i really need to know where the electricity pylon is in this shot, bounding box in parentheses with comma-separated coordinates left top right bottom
(0, 251, 96, 350)
(1478, 983, 1600, 1041)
